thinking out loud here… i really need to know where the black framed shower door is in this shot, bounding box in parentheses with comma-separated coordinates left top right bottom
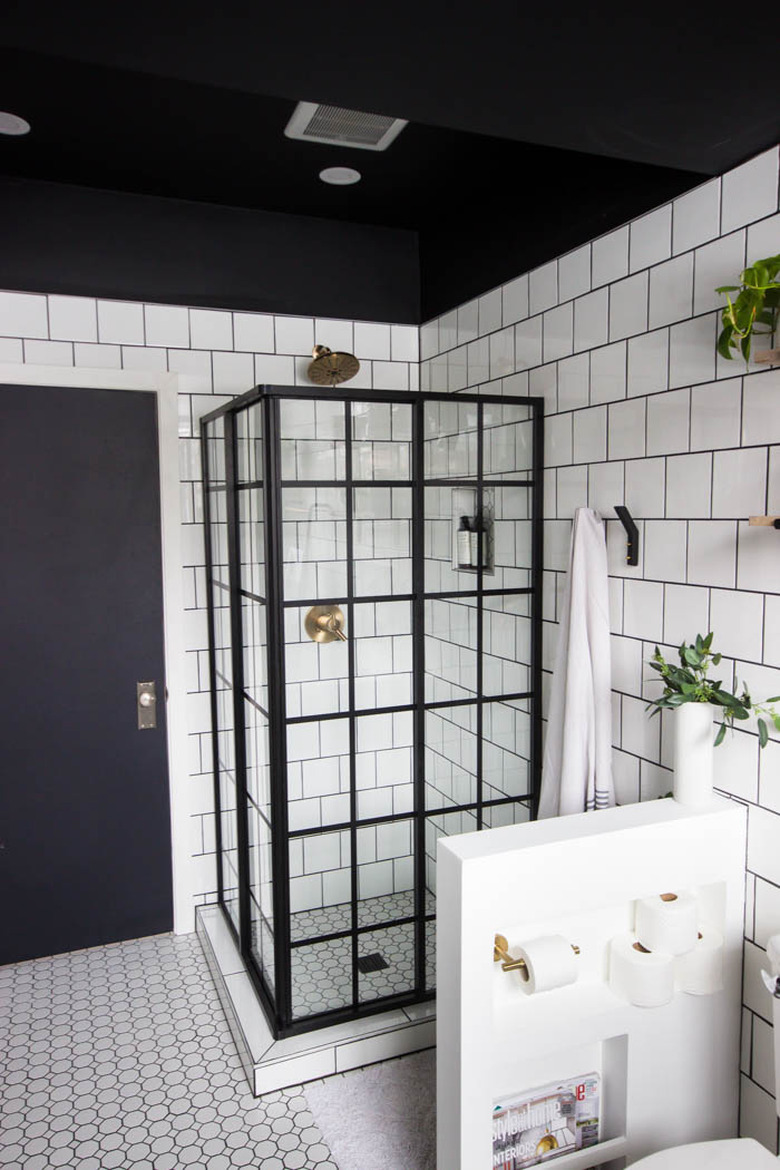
(201, 385, 544, 1038)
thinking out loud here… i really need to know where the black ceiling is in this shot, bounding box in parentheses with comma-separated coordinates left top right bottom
(1, 2, 778, 321)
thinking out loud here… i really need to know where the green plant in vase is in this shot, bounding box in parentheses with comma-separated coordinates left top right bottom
(716, 254, 780, 365)
(646, 632, 780, 747)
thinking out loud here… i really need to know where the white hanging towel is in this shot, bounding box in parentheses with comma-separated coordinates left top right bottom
(538, 506, 614, 817)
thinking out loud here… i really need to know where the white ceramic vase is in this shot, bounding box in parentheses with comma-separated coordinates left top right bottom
(673, 702, 716, 807)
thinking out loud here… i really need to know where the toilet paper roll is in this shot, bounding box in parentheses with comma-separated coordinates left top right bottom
(634, 891, 698, 956)
(675, 926, 724, 995)
(514, 934, 579, 994)
(609, 933, 675, 1007)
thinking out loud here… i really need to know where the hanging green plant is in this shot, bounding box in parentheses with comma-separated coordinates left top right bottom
(716, 253, 780, 364)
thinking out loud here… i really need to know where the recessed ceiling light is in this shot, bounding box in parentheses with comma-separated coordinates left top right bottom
(0, 112, 31, 137)
(319, 166, 361, 186)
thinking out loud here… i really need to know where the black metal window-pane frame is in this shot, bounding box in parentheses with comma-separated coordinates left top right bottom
(201, 386, 544, 1038)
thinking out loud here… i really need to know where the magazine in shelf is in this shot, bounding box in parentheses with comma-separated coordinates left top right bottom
(492, 1072, 600, 1168)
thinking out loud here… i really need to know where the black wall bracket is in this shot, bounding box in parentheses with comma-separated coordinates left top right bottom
(614, 505, 639, 566)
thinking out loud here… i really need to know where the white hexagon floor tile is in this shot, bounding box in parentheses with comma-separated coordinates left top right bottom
(0, 932, 339, 1170)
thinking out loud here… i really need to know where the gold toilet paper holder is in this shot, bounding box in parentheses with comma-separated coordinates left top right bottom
(493, 933, 580, 974)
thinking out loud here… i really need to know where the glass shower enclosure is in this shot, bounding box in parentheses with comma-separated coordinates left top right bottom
(201, 385, 543, 1037)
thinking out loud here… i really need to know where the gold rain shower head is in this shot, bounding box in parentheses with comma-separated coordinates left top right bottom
(307, 345, 361, 386)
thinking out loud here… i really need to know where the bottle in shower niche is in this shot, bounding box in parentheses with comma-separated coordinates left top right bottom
(457, 516, 472, 568)
(469, 512, 483, 568)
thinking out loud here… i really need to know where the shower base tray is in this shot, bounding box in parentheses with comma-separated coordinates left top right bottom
(196, 904, 436, 1095)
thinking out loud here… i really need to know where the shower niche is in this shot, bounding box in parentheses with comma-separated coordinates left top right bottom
(201, 386, 544, 1038)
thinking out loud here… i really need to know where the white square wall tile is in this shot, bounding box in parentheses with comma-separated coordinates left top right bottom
(710, 588, 764, 663)
(514, 317, 543, 371)
(97, 299, 144, 345)
(438, 311, 457, 353)
(478, 289, 502, 336)
(592, 225, 629, 287)
(481, 329, 512, 386)
(276, 315, 315, 356)
(644, 520, 687, 583)
(391, 325, 418, 363)
(544, 413, 573, 467)
(669, 316, 716, 388)
(622, 693, 661, 761)
(573, 288, 609, 352)
(590, 341, 626, 405)
(255, 353, 295, 384)
(420, 319, 439, 359)
(49, 295, 98, 342)
(608, 397, 646, 461)
(456, 299, 478, 346)
(665, 452, 712, 518)
(24, 339, 73, 365)
(588, 460, 624, 517)
(73, 342, 121, 368)
(573, 406, 607, 464)
(712, 448, 767, 517)
(630, 204, 672, 272)
(625, 457, 665, 518)
(663, 583, 709, 646)
(690, 378, 742, 450)
(234, 312, 276, 353)
(693, 230, 746, 315)
(529, 261, 558, 315)
(189, 308, 233, 350)
(121, 345, 167, 371)
(144, 303, 189, 348)
(609, 272, 648, 342)
(647, 388, 690, 456)
(372, 361, 408, 391)
(556, 465, 588, 518)
(624, 578, 665, 643)
(649, 253, 694, 328)
(687, 520, 737, 588)
(502, 277, 528, 327)
(0, 290, 48, 338)
(212, 351, 254, 394)
(673, 178, 721, 254)
(543, 303, 573, 362)
(557, 352, 589, 411)
(743, 369, 780, 447)
(721, 147, 779, 234)
(558, 244, 591, 302)
(627, 329, 669, 398)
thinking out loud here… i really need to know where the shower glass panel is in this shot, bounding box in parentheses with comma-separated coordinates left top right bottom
(202, 386, 543, 1037)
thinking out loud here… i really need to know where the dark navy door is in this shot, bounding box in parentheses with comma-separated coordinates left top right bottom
(0, 383, 172, 964)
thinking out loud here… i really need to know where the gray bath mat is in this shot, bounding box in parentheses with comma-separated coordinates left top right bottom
(305, 1048, 436, 1170)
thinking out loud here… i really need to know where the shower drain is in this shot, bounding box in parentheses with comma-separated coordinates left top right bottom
(357, 953, 389, 973)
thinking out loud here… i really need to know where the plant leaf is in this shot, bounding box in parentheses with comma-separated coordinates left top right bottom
(714, 722, 727, 747)
(758, 718, 769, 748)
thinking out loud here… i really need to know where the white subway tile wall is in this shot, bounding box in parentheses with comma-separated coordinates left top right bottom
(418, 145, 780, 1150)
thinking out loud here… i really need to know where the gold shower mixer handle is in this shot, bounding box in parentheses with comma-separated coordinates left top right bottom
(304, 605, 348, 643)
(493, 933, 580, 973)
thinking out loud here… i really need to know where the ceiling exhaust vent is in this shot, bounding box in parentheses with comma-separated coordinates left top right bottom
(285, 101, 408, 152)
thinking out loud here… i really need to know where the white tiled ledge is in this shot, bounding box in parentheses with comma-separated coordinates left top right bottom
(195, 904, 435, 1095)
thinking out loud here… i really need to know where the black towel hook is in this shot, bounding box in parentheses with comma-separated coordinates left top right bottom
(614, 505, 639, 566)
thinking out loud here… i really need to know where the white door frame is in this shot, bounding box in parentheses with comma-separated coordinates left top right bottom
(0, 363, 198, 934)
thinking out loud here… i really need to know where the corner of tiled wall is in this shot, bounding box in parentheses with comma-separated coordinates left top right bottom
(419, 142, 780, 1151)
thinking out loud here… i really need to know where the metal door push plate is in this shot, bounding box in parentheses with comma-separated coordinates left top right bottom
(137, 681, 157, 729)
